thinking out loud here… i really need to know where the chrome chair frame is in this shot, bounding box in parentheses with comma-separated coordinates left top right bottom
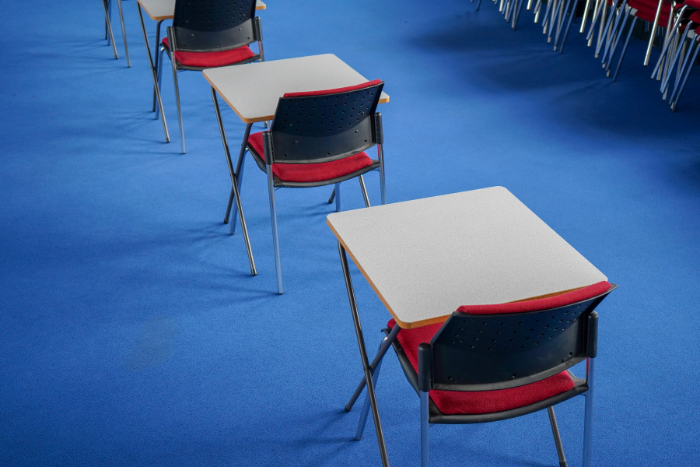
(137, 3, 170, 143)
(161, 18, 264, 154)
(102, 0, 130, 66)
(347, 285, 616, 467)
(212, 83, 387, 295)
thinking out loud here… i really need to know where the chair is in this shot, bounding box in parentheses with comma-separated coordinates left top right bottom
(222, 80, 387, 294)
(664, 12, 700, 109)
(101, 0, 130, 66)
(603, 0, 677, 80)
(158, 0, 264, 153)
(352, 281, 616, 467)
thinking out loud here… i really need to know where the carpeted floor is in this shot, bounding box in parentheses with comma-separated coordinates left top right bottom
(1, 0, 699, 465)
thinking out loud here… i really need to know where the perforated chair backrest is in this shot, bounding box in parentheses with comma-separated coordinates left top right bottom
(172, 0, 258, 52)
(428, 282, 614, 392)
(267, 80, 384, 164)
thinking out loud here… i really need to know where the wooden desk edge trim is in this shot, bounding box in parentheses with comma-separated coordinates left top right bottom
(328, 218, 429, 330)
(136, 1, 170, 21)
(204, 73, 265, 123)
(328, 218, 591, 330)
(204, 74, 390, 124)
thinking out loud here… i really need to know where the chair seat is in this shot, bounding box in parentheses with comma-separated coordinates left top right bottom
(161, 37, 256, 68)
(247, 132, 375, 183)
(388, 319, 575, 415)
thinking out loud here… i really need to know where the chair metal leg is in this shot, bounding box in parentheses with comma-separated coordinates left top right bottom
(137, 4, 170, 143)
(651, 11, 685, 79)
(345, 325, 400, 412)
(358, 175, 371, 208)
(548, 406, 569, 467)
(225, 123, 253, 233)
(580, 0, 593, 32)
(334, 183, 341, 212)
(542, 0, 555, 32)
(595, 2, 609, 55)
(155, 46, 165, 120)
(582, 358, 596, 467)
(355, 346, 385, 440)
(338, 244, 390, 467)
(117, 0, 130, 67)
(327, 189, 336, 204)
(596, 0, 620, 58)
(553, 0, 571, 49)
(513, 0, 526, 30)
(267, 169, 283, 294)
(670, 36, 688, 92)
(548, 0, 563, 40)
(378, 144, 386, 205)
(670, 40, 700, 111)
(168, 50, 186, 154)
(645, 0, 665, 66)
(105, 0, 110, 40)
(152, 20, 163, 112)
(557, 0, 577, 52)
(613, 16, 638, 80)
(586, 0, 604, 42)
(420, 391, 430, 467)
(602, 2, 629, 67)
(662, 27, 693, 92)
(533, 0, 543, 23)
(476, 0, 483, 11)
(603, 6, 628, 70)
(211, 89, 257, 277)
(102, 0, 118, 59)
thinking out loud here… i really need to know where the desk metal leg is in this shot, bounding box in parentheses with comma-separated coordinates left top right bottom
(338, 243, 390, 467)
(138, 4, 170, 143)
(117, 0, 130, 67)
(152, 20, 164, 113)
(345, 324, 400, 412)
(356, 351, 384, 440)
(224, 123, 253, 234)
(102, 0, 118, 59)
(212, 88, 257, 277)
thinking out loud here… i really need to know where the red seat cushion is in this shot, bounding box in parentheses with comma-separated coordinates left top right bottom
(162, 37, 255, 68)
(247, 132, 374, 183)
(388, 281, 611, 415)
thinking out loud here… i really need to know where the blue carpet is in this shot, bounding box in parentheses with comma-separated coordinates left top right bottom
(1, 0, 699, 465)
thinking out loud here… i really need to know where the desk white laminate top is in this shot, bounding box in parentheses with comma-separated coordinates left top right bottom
(138, 0, 266, 21)
(327, 187, 607, 329)
(203, 54, 390, 123)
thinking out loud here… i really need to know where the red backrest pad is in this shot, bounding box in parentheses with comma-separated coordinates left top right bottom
(456, 281, 611, 315)
(282, 79, 382, 98)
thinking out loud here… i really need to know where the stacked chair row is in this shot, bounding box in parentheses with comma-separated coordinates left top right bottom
(482, 0, 700, 110)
